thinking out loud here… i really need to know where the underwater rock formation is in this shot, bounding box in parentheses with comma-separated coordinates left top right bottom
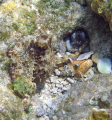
(0, 85, 27, 119)
(88, 108, 109, 120)
(0, 0, 112, 119)
(88, 0, 112, 31)
(75, 0, 87, 6)
(0, 0, 85, 94)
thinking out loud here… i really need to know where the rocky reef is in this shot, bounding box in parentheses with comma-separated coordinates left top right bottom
(0, 85, 27, 120)
(0, 0, 112, 119)
(87, 0, 112, 31)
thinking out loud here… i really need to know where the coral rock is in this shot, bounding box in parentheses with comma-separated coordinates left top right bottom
(89, 0, 112, 31)
(92, 52, 103, 64)
(88, 108, 109, 120)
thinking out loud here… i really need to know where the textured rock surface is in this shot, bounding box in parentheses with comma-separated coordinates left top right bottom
(0, 85, 27, 120)
(55, 74, 112, 120)
(87, 108, 109, 120)
(87, 0, 112, 31)
(0, 0, 112, 119)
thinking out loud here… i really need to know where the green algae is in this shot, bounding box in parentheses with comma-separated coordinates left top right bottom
(1, 0, 84, 41)
(0, 1, 18, 13)
(1, 60, 11, 72)
(35, 0, 83, 36)
(36, 0, 68, 15)
(12, 8, 37, 35)
(0, 31, 10, 41)
(9, 77, 36, 97)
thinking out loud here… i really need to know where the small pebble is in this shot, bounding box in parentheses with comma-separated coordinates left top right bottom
(56, 84, 63, 88)
(50, 76, 55, 83)
(55, 80, 60, 84)
(53, 116, 58, 120)
(61, 80, 68, 86)
(38, 117, 45, 120)
(63, 86, 70, 91)
(51, 83, 55, 88)
(51, 88, 58, 94)
(44, 116, 49, 120)
(46, 79, 50, 83)
(54, 69, 61, 76)
(57, 78, 63, 82)
(56, 52, 63, 58)
(45, 83, 50, 89)
(92, 52, 103, 64)
(45, 100, 52, 108)
(66, 78, 74, 84)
